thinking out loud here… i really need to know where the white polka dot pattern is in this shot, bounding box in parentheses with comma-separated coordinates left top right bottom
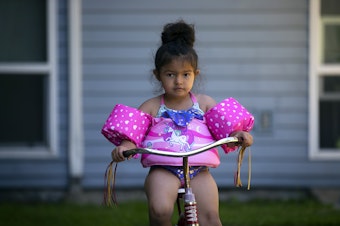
(101, 104, 152, 146)
(204, 97, 254, 153)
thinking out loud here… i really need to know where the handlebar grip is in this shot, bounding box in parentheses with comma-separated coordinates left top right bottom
(123, 149, 137, 158)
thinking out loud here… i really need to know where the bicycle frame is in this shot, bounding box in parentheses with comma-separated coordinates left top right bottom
(120, 136, 247, 226)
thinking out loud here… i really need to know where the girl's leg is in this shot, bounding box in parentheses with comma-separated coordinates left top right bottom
(191, 170, 222, 226)
(144, 167, 181, 226)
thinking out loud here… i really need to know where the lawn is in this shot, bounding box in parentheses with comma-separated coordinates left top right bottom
(1, 199, 340, 226)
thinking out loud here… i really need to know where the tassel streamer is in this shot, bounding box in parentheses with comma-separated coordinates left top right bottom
(103, 161, 118, 206)
(234, 146, 252, 190)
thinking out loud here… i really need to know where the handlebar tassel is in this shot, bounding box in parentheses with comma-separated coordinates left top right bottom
(103, 161, 118, 206)
(234, 146, 251, 190)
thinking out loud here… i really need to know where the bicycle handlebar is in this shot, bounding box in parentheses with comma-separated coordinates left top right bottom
(123, 136, 240, 158)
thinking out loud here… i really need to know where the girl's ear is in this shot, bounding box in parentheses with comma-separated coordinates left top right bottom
(153, 69, 161, 81)
(195, 69, 200, 76)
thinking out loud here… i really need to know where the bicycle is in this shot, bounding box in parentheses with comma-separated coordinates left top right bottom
(104, 136, 251, 226)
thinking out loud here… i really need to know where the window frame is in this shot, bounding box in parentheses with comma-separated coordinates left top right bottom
(0, 0, 58, 158)
(309, 0, 340, 160)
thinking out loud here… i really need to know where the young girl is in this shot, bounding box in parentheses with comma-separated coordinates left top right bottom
(110, 20, 253, 226)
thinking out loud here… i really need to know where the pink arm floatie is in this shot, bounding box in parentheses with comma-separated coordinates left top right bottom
(204, 97, 255, 153)
(101, 104, 152, 147)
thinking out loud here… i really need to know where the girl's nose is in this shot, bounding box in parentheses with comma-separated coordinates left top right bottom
(175, 75, 183, 84)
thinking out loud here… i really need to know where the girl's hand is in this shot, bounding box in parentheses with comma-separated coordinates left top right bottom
(229, 131, 253, 147)
(111, 146, 129, 162)
(111, 140, 136, 162)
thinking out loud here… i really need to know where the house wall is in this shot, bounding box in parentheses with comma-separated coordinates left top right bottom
(82, 0, 340, 189)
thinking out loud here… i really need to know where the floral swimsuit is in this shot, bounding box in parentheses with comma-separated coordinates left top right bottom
(150, 93, 208, 186)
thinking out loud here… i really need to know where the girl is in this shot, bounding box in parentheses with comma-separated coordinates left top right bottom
(111, 20, 253, 226)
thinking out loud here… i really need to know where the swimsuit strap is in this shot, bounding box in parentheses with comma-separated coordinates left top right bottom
(160, 95, 165, 105)
(190, 92, 198, 103)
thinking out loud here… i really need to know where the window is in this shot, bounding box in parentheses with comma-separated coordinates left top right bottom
(309, 0, 340, 159)
(0, 0, 58, 158)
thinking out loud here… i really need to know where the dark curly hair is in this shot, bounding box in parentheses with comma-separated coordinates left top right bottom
(153, 20, 201, 93)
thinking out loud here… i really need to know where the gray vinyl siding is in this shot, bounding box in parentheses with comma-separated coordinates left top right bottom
(0, 0, 69, 189)
(82, 0, 340, 189)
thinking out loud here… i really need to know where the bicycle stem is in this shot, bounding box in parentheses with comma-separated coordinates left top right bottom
(182, 156, 199, 225)
(183, 156, 190, 189)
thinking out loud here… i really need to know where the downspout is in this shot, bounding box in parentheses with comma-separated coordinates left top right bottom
(68, 0, 83, 196)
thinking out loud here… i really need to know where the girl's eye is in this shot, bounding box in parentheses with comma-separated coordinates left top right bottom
(184, 73, 191, 78)
(166, 73, 175, 77)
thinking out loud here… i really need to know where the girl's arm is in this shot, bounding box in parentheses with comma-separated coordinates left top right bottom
(138, 96, 161, 117)
(196, 94, 217, 112)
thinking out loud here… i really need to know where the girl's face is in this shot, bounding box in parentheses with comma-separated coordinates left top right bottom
(155, 58, 199, 99)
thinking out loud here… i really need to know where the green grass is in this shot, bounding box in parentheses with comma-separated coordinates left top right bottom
(219, 199, 340, 226)
(1, 199, 340, 226)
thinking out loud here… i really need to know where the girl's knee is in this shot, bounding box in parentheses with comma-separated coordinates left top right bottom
(199, 211, 222, 226)
(148, 202, 173, 222)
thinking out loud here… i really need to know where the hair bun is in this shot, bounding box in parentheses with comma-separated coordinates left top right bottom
(161, 20, 195, 47)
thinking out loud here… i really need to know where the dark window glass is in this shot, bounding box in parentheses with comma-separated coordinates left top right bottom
(323, 25, 340, 63)
(319, 0, 340, 150)
(0, 0, 46, 62)
(323, 76, 340, 93)
(319, 100, 340, 149)
(321, 0, 340, 15)
(0, 74, 47, 147)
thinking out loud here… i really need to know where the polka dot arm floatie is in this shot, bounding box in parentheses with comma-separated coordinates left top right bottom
(204, 97, 255, 153)
(101, 104, 152, 147)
